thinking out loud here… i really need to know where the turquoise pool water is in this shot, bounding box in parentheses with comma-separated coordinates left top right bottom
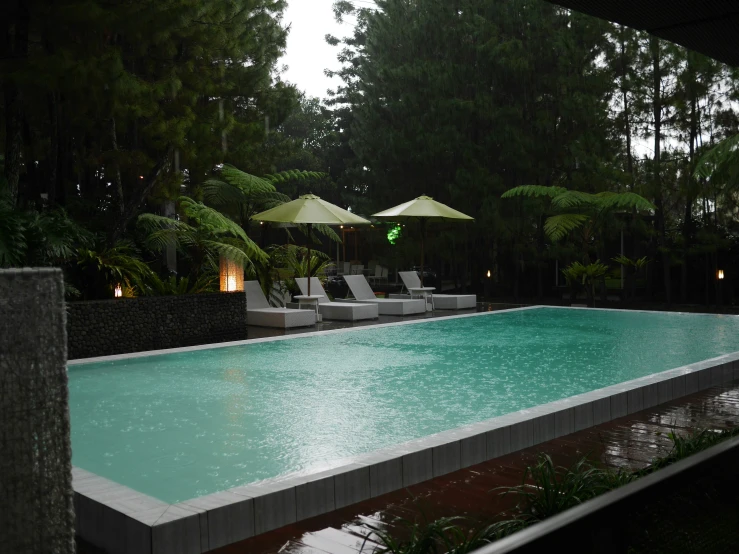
(68, 307, 739, 503)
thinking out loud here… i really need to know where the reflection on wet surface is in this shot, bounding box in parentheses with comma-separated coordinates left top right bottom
(216, 382, 739, 554)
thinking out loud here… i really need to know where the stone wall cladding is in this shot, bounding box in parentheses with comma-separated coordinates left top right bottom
(67, 292, 246, 359)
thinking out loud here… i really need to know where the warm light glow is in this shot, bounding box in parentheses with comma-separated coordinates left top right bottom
(486, 270, 491, 278)
(718, 269, 725, 280)
(139, 175, 144, 179)
(340, 225, 344, 229)
(226, 276, 237, 291)
(219, 255, 245, 292)
(114, 284, 123, 298)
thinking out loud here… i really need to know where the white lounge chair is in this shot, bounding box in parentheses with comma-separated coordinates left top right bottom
(295, 277, 379, 321)
(343, 275, 426, 315)
(398, 271, 477, 310)
(245, 281, 316, 328)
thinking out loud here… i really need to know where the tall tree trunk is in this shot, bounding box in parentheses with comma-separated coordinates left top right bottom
(48, 92, 59, 203)
(110, 117, 124, 215)
(109, 148, 172, 245)
(651, 37, 671, 305)
(20, 115, 37, 206)
(681, 59, 698, 304)
(620, 32, 634, 185)
(1, 1, 29, 207)
(536, 214, 544, 300)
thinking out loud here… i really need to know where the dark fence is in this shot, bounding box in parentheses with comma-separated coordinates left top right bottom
(67, 292, 246, 359)
(471, 435, 739, 554)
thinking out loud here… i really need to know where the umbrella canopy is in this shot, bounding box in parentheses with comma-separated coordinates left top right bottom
(373, 195, 474, 222)
(252, 194, 369, 225)
(253, 194, 370, 295)
(373, 196, 473, 286)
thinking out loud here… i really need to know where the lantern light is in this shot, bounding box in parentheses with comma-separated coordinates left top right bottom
(114, 284, 123, 298)
(220, 255, 245, 292)
(486, 270, 491, 278)
(718, 269, 725, 280)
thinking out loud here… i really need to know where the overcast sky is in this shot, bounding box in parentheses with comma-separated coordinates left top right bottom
(281, 0, 353, 100)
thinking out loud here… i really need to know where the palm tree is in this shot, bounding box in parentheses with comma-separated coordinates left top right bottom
(138, 196, 268, 278)
(201, 164, 330, 230)
(501, 186, 656, 245)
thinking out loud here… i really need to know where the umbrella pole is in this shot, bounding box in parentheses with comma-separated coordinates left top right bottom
(307, 223, 312, 296)
(420, 218, 426, 287)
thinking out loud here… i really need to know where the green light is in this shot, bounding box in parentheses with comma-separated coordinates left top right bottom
(387, 224, 402, 245)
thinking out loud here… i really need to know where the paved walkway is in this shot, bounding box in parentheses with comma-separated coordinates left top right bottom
(214, 381, 739, 554)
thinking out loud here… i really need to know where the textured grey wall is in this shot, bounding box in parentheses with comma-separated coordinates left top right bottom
(67, 292, 247, 359)
(0, 268, 75, 553)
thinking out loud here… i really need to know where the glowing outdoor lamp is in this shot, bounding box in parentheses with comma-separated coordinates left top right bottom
(219, 255, 244, 292)
(718, 269, 725, 280)
(114, 284, 123, 298)
(487, 270, 491, 278)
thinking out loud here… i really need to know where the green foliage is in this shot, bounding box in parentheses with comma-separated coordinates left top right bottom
(544, 214, 592, 242)
(503, 185, 655, 242)
(694, 133, 739, 179)
(2, 0, 297, 237)
(0, 192, 92, 267)
(145, 272, 218, 296)
(356, 426, 739, 554)
(561, 260, 610, 306)
(561, 261, 609, 285)
(77, 241, 155, 296)
(365, 515, 499, 554)
(648, 428, 739, 473)
(138, 196, 268, 277)
(612, 255, 650, 270)
(267, 244, 332, 294)
(497, 454, 636, 526)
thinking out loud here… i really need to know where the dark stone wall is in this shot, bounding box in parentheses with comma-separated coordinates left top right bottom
(67, 292, 246, 359)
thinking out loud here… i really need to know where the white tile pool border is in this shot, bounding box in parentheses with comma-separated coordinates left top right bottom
(71, 306, 739, 553)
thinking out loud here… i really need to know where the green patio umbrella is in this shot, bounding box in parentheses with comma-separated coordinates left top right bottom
(373, 196, 473, 286)
(252, 194, 370, 295)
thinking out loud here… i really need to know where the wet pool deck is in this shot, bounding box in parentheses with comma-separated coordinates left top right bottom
(244, 302, 528, 340)
(213, 380, 739, 554)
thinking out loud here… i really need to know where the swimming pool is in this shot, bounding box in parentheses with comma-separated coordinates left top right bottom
(68, 306, 739, 504)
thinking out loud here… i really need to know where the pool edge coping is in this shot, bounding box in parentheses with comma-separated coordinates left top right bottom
(73, 348, 739, 554)
(67, 304, 539, 365)
(67, 303, 739, 366)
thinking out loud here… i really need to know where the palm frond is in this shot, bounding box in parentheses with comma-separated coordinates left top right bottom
(201, 179, 248, 207)
(550, 190, 597, 209)
(179, 197, 251, 243)
(265, 170, 328, 184)
(220, 164, 276, 194)
(594, 191, 655, 211)
(501, 185, 568, 199)
(201, 240, 264, 273)
(313, 223, 342, 243)
(543, 214, 590, 241)
(694, 133, 739, 178)
(137, 213, 194, 234)
(251, 190, 292, 210)
(77, 241, 155, 291)
(137, 213, 195, 252)
(218, 236, 269, 264)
